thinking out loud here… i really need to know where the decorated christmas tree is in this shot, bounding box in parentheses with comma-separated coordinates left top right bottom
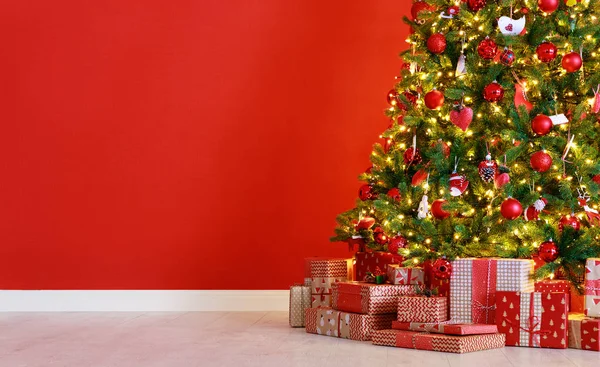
(332, 0, 600, 286)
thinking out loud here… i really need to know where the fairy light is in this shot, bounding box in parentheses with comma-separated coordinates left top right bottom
(413, 258, 419, 264)
(398, 215, 404, 220)
(425, 238, 432, 244)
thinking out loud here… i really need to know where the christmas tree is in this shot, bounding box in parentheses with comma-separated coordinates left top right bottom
(332, 0, 600, 286)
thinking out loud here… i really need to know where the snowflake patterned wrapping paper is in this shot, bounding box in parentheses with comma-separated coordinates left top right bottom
(332, 281, 419, 315)
(496, 291, 568, 348)
(289, 285, 311, 327)
(391, 321, 498, 335)
(387, 265, 425, 286)
(396, 296, 448, 323)
(354, 252, 403, 282)
(304, 307, 395, 341)
(568, 313, 600, 351)
(371, 329, 506, 353)
(585, 258, 600, 317)
(450, 258, 534, 324)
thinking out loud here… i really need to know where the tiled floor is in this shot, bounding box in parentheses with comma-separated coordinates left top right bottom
(0, 312, 599, 367)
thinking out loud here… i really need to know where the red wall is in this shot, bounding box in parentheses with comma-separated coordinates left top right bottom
(0, 1, 410, 289)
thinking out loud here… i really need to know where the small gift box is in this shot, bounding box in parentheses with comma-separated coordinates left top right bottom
(289, 285, 311, 327)
(568, 313, 600, 351)
(311, 276, 346, 308)
(496, 291, 568, 348)
(397, 295, 448, 323)
(391, 321, 498, 335)
(585, 258, 600, 317)
(387, 265, 425, 286)
(305, 307, 395, 341)
(355, 252, 403, 281)
(371, 329, 506, 353)
(535, 279, 571, 311)
(305, 257, 351, 278)
(332, 281, 418, 315)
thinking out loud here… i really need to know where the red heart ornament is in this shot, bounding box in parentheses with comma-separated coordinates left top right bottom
(449, 106, 473, 131)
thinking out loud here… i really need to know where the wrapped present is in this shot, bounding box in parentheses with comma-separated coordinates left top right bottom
(305, 257, 351, 278)
(371, 329, 506, 353)
(496, 291, 568, 348)
(397, 296, 448, 323)
(387, 265, 425, 286)
(568, 313, 600, 351)
(289, 285, 311, 327)
(355, 252, 403, 281)
(311, 276, 346, 307)
(450, 258, 534, 324)
(332, 281, 419, 315)
(585, 258, 600, 317)
(391, 321, 498, 335)
(305, 307, 395, 341)
(423, 260, 450, 297)
(535, 280, 571, 311)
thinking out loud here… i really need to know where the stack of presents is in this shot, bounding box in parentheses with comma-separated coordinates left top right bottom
(289, 253, 600, 353)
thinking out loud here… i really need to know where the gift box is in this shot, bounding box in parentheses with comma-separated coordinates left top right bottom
(305, 257, 351, 278)
(371, 329, 506, 353)
(397, 296, 447, 323)
(450, 258, 534, 324)
(568, 313, 600, 351)
(305, 307, 395, 341)
(535, 279, 570, 311)
(355, 252, 403, 282)
(387, 265, 425, 286)
(311, 276, 346, 307)
(289, 285, 311, 327)
(391, 321, 498, 335)
(496, 291, 568, 348)
(332, 281, 419, 315)
(585, 258, 600, 317)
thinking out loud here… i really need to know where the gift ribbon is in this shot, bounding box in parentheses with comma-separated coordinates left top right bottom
(471, 260, 497, 323)
(585, 280, 600, 296)
(504, 293, 550, 347)
(569, 317, 582, 349)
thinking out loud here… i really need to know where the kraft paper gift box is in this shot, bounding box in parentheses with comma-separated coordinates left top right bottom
(585, 258, 600, 317)
(391, 321, 498, 335)
(355, 252, 403, 282)
(371, 329, 506, 353)
(396, 296, 448, 323)
(305, 258, 351, 307)
(496, 291, 568, 348)
(387, 265, 425, 286)
(305, 307, 395, 341)
(568, 313, 600, 351)
(311, 276, 345, 308)
(450, 258, 534, 324)
(332, 281, 419, 315)
(289, 285, 311, 327)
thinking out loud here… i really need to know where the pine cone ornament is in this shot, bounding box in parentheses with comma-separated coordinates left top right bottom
(478, 153, 498, 183)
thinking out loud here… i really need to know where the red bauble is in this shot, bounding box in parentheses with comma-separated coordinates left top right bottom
(500, 48, 515, 66)
(403, 147, 422, 165)
(538, 240, 559, 262)
(355, 216, 376, 230)
(530, 151, 553, 172)
(388, 235, 407, 254)
(477, 37, 498, 60)
(427, 33, 447, 54)
(373, 227, 388, 245)
(432, 258, 453, 279)
(538, 0, 559, 13)
(593, 174, 600, 185)
(483, 81, 504, 102)
(501, 197, 523, 220)
(520, 7, 530, 14)
(536, 42, 558, 62)
(398, 91, 418, 111)
(424, 89, 445, 109)
(431, 140, 450, 158)
(359, 184, 375, 201)
(531, 114, 553, 135)
(559, 214, 581, 231)
(387, 188, 402, 202)
(431, 199, 450, 219)
(562, 52, 583, 73)
(467, 0, 486, 11)
(386, 89, 398, 105)
(411, 1, 434, 23)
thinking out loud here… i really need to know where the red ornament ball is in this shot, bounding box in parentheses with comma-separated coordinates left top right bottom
(559, 214, 581, 231)
(358, 184, 376, 201)
(374, 230, 388, 245)
(355, 216, 376, 230)
(427, 33, 447, 54)
(388, 235, 407, 254)
(432, 258, 453, 279)
(593, 174, 600, 185)
(431, 199, 450, 219)
(411, 1, 434, 23)
(398, 91, 418, 111)
(531, 114, 553, 135)
(501, 197, 523, 220)
(538, 240, 559, 262)
(483, 81, 504, 102)
(403, 147, 423, 165)
(538, 0, 559, 13)
(562, 52, 583, 73)
(477, 37, 498, 60)
(520, 7, 530, 14)
(500, 48, 515, 66)
(536, 42, 558, 63)
(467, 0, 486, 12)
(387, 188, 402, 202)
(530, 151, 553, 172)
(424, 89, 445, 109)
(386, 89, 398, 105)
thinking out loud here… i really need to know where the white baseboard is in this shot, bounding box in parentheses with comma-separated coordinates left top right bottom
(0, 290, 290, 312)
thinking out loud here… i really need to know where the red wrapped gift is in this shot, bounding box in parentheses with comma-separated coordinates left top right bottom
(371, 329, 506, 353)
(332, 281, 418, 315)
(585, 258, 600, 317)
(391, 321, 498, 335)
(496, 291, 568, 348)
(423, 260, 450, 297)
(397, 296, 447, 323)
(535, 280, 571, 311)
(355, 252, 403, 281)
(305, 307, 395, 341)
(568, 313, 600, 351)
(387, 265, 425, 286)
(304, 257, 351, 278)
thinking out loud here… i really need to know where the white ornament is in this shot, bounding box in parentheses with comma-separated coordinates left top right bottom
(417, 194, 429, 219)
(498, 16, 526, 36)
(456, 53, 466, 76)
(549, 114, 569, 125)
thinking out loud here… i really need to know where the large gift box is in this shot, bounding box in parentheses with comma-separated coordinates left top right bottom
(305, 307, 395, 341)
(397, 296, 447, 323)
(355, 252, 403, 281)
(568, 313, 600, 351)
(332, 281, 419, 315)
(305, 258, 351, 307)
(585, 258, 600, 317)
(371, 329, 506, 353)
(450, 258, 534, 324)
(387, 265, 425, 286)
(496, 291, 568, 348)
(391, 321, 498, 335)
(289, 285, 311, 327)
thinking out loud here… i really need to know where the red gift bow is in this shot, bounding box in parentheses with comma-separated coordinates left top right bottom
(585, 279, 600, 296)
